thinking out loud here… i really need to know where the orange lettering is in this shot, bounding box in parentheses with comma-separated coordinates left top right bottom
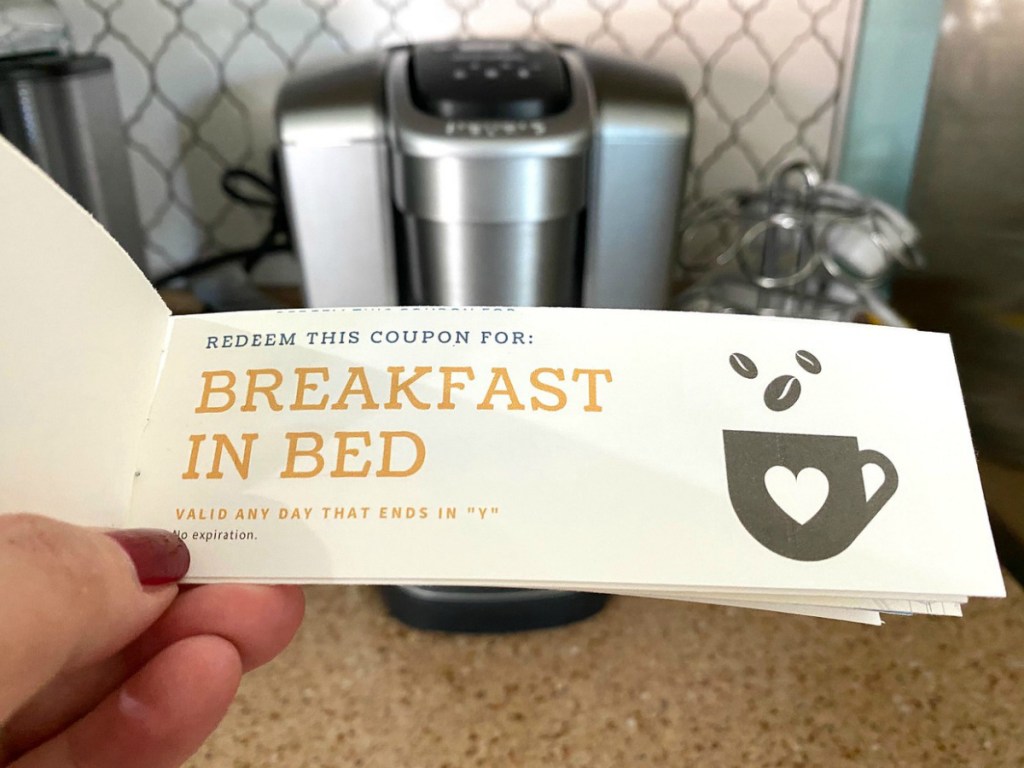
(291, 367, 330, 411)
(280, 432, 325, 478)
(330, 367, 379, 410)
(385, 366, 432, 410)
(181, 434, 205, 479)
(195, 371, 236, 413)
(376, 431, 426, 477)
(572, 368, 613, 412)
(529, 367, 567, 411)
(331, 432, 372, 477)
(241, 368, 284, 412)
(438, 366, 475, 410)
(477, 367, 525, 411)
(206, 433, 258, 479)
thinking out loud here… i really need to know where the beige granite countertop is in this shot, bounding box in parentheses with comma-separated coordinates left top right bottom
(185, 574, 1024, 767)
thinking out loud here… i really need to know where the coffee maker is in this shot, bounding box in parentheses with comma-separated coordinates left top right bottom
(0, 2, 145, 271)
(277, 39, 692, 631)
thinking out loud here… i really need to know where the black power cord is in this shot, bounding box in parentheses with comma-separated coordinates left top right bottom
(153, 153, 292, 289)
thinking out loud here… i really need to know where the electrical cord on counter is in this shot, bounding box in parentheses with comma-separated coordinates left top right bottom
(152, 155, 293, 289)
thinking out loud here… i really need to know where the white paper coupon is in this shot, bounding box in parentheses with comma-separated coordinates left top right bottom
(122, 306, 1002, 602)
(0, 135, 1005, 623)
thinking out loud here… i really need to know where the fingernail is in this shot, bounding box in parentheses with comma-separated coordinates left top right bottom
(106, 530, 190, 586)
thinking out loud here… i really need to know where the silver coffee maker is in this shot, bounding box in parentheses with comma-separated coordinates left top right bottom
(0, 51, 145, 271)
(277, 39, 693, 631)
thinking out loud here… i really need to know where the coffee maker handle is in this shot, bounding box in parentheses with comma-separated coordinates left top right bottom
(858, 449, 899, 514)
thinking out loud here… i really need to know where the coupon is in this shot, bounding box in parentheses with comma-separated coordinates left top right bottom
(0, 136, 1004, 622)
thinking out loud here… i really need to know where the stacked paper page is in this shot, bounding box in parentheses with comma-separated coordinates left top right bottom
(0, 135, 1005, 624)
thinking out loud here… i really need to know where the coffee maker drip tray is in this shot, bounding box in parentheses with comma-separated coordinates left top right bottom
(380, 586, 609, 633)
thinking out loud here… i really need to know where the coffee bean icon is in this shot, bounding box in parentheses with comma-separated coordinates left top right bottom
(796, 350, 822, 375)
(764, 374, 801, 411)
(728, 349, 820, 412)
(729, 352, 758, 379)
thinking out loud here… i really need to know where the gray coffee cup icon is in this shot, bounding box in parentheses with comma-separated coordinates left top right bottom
(723, 430, 899, 561)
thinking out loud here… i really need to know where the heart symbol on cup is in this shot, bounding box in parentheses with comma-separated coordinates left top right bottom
(764, 466, 829, 525)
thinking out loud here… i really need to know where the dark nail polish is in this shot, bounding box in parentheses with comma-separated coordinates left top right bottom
(106, 529, 190, 586)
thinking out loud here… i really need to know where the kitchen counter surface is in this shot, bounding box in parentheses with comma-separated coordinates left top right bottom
(185, 574, 1024, 767)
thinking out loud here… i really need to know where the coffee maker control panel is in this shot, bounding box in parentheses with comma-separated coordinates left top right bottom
(409, 39, 570, 120)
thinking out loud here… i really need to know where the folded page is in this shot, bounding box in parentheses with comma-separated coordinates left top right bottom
(0, 138, 169, 529)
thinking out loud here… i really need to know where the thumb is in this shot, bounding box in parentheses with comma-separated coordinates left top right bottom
(0, 514, 189, 721)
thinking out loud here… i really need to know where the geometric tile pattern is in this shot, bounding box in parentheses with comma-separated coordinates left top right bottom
(55, 0, 861, 277)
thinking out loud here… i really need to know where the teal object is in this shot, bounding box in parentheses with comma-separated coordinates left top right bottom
(836, 0, 944, 212)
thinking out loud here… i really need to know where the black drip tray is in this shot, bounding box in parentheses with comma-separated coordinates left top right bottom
(379, 586, 609, 633)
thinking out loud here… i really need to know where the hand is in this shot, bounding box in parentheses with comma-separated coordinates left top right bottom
(0, 514, 305, 767)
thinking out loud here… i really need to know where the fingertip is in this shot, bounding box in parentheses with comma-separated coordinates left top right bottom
(126, 635, 244, 745)
(209, 585, 306, 672)
(270, 585, 306, 646)
(0, 515, 179, 717)
(118, 636, 243, 764)
(104, 529, 190, 587)
(114, 635, 243, 749)
(24, 636, 244, 768)
(127, 585, 306, 674)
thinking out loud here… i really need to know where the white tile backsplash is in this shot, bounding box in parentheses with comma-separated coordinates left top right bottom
(54, 0, 862, 276)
